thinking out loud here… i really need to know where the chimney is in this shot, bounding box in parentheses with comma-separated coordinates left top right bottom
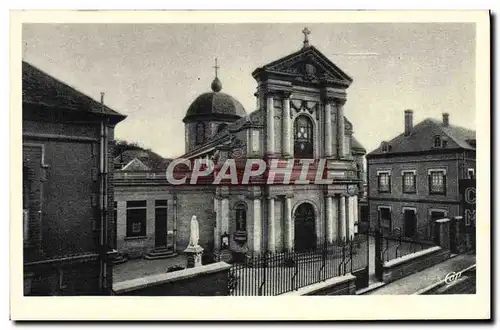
(404, 110, 413, 136)
(442, 113, 449, 127)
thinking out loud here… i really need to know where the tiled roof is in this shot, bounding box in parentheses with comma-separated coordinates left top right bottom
(351, 136, 366, 153)
(367, 118, 476, 157)
(22, 61, 126, 120)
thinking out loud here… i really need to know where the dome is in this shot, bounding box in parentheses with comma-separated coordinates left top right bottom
(183, 78, 247, 123)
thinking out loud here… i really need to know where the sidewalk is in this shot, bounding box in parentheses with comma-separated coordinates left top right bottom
(364, 253, 476, 295)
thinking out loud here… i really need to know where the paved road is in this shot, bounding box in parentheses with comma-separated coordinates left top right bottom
(365, 253, 476, 295)
(113, 255, 188, 283)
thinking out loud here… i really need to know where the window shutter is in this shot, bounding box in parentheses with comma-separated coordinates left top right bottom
(413, 173, 417, 191)
(428, 174, 432, 194)
(388, 175, 392, 193)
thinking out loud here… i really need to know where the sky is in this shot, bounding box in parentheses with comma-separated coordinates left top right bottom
(22, 23, 476, 158)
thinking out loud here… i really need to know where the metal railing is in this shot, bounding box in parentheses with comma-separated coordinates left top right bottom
(377, 225, 437, 263)
(228, 234, 369, 296)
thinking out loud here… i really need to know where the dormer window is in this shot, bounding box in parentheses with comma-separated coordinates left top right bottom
(433, 135, 443, 148)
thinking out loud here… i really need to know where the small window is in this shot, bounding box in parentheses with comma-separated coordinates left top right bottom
(381, 142, 390, 153)
(217, 123, 228, 133)
(378, 207, 392, 230)
(23, 167, 30, 242)
(126, 200, 147, 237)
(402, 171, 417, 193)
(234, 203, 247, 232)
(195, 122, 205, 145)
(467, 168, 475, 180)
(428, 170, 447, 195)
(377, 172, 391, 193)
(433, 135, 443, 148)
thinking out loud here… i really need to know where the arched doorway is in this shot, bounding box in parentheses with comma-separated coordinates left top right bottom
(294, 202, 316, 252)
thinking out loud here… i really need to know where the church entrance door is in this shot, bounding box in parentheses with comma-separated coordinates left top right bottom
(294, 203, 316, 252)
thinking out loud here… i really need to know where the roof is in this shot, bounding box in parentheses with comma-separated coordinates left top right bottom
(351, 136, 366, 154)
(22, 61, 126, 121)
(115, 149, 172, 171)
(183, 77, 247, 123)
(367, 118, 476, 157)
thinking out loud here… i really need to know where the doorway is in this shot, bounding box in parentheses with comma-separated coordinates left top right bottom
(403, 209, 417, 238)
(155, 201, 168, 248)
(294, 202, 316, 252)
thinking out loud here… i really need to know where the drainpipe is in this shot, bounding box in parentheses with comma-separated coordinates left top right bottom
(98, 104, 105, 292)
(99, 92, 109, 293)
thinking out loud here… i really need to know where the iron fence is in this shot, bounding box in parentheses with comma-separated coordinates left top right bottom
(228, 234, 369, 296)
(377, 225, 437, 263)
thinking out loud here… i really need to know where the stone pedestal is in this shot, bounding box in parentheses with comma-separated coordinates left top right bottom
(184, 245, 204, 268)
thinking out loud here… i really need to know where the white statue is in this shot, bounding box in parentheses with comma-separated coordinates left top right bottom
(188, 215, 200, 247)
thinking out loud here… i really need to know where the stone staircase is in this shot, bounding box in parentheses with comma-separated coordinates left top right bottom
(144, 247, 178, 260)
(112, 252, 128, 265)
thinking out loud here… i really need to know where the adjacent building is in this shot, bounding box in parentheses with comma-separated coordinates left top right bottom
(22, 61, 126, 295)
(366, 110, 476, 238)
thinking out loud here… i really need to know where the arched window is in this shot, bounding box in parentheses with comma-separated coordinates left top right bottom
(234, 203, 247, 232)
(294, 115, 314, 159)
(195, 122, 205, 145)
(433, 135, 442, 148)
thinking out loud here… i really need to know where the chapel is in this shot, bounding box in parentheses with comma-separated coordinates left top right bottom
(113, 28, 366, 261)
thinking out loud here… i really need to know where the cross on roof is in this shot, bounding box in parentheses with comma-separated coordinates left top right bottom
(302, 27, 311, 48)
(213, 58, 220, 78)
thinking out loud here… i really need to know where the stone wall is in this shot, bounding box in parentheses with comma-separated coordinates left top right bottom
(280, 274, 357, 296)
(382, 246, 450, 283)
(113, 262, 231, 296)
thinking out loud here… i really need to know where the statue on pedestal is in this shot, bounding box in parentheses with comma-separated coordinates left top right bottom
(184, 215, 204, 268)
(188, 215, 200, 247)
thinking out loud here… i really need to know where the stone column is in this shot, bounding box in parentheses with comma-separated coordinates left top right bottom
(284, 196, 293, 251)
(267, 197, 276, 252)
(348, 196, 355, 240)
(353, 195, 359, 234)
(324, 102, 333, 158)
(252, 198, 262, 253)
(282, 96, 292, 158)
(325, 196, 334, 243)
(221, 197, 229, 235)
(339, 195, 347, 240)
(332, 197, 338, 241)
(213, 197, 221, 250)
(337, 101, 345, 158)
(266, 95, 275, 157)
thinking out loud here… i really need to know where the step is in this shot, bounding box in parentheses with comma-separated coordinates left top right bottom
(112, 255, 128, 265)
(356, 282, 386, 295)
(144, 250, 178, 260)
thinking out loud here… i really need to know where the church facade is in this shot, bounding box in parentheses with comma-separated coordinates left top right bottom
(114, 32, 366, 261)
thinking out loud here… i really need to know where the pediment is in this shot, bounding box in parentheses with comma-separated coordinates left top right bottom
(252, 46, 353, 87)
